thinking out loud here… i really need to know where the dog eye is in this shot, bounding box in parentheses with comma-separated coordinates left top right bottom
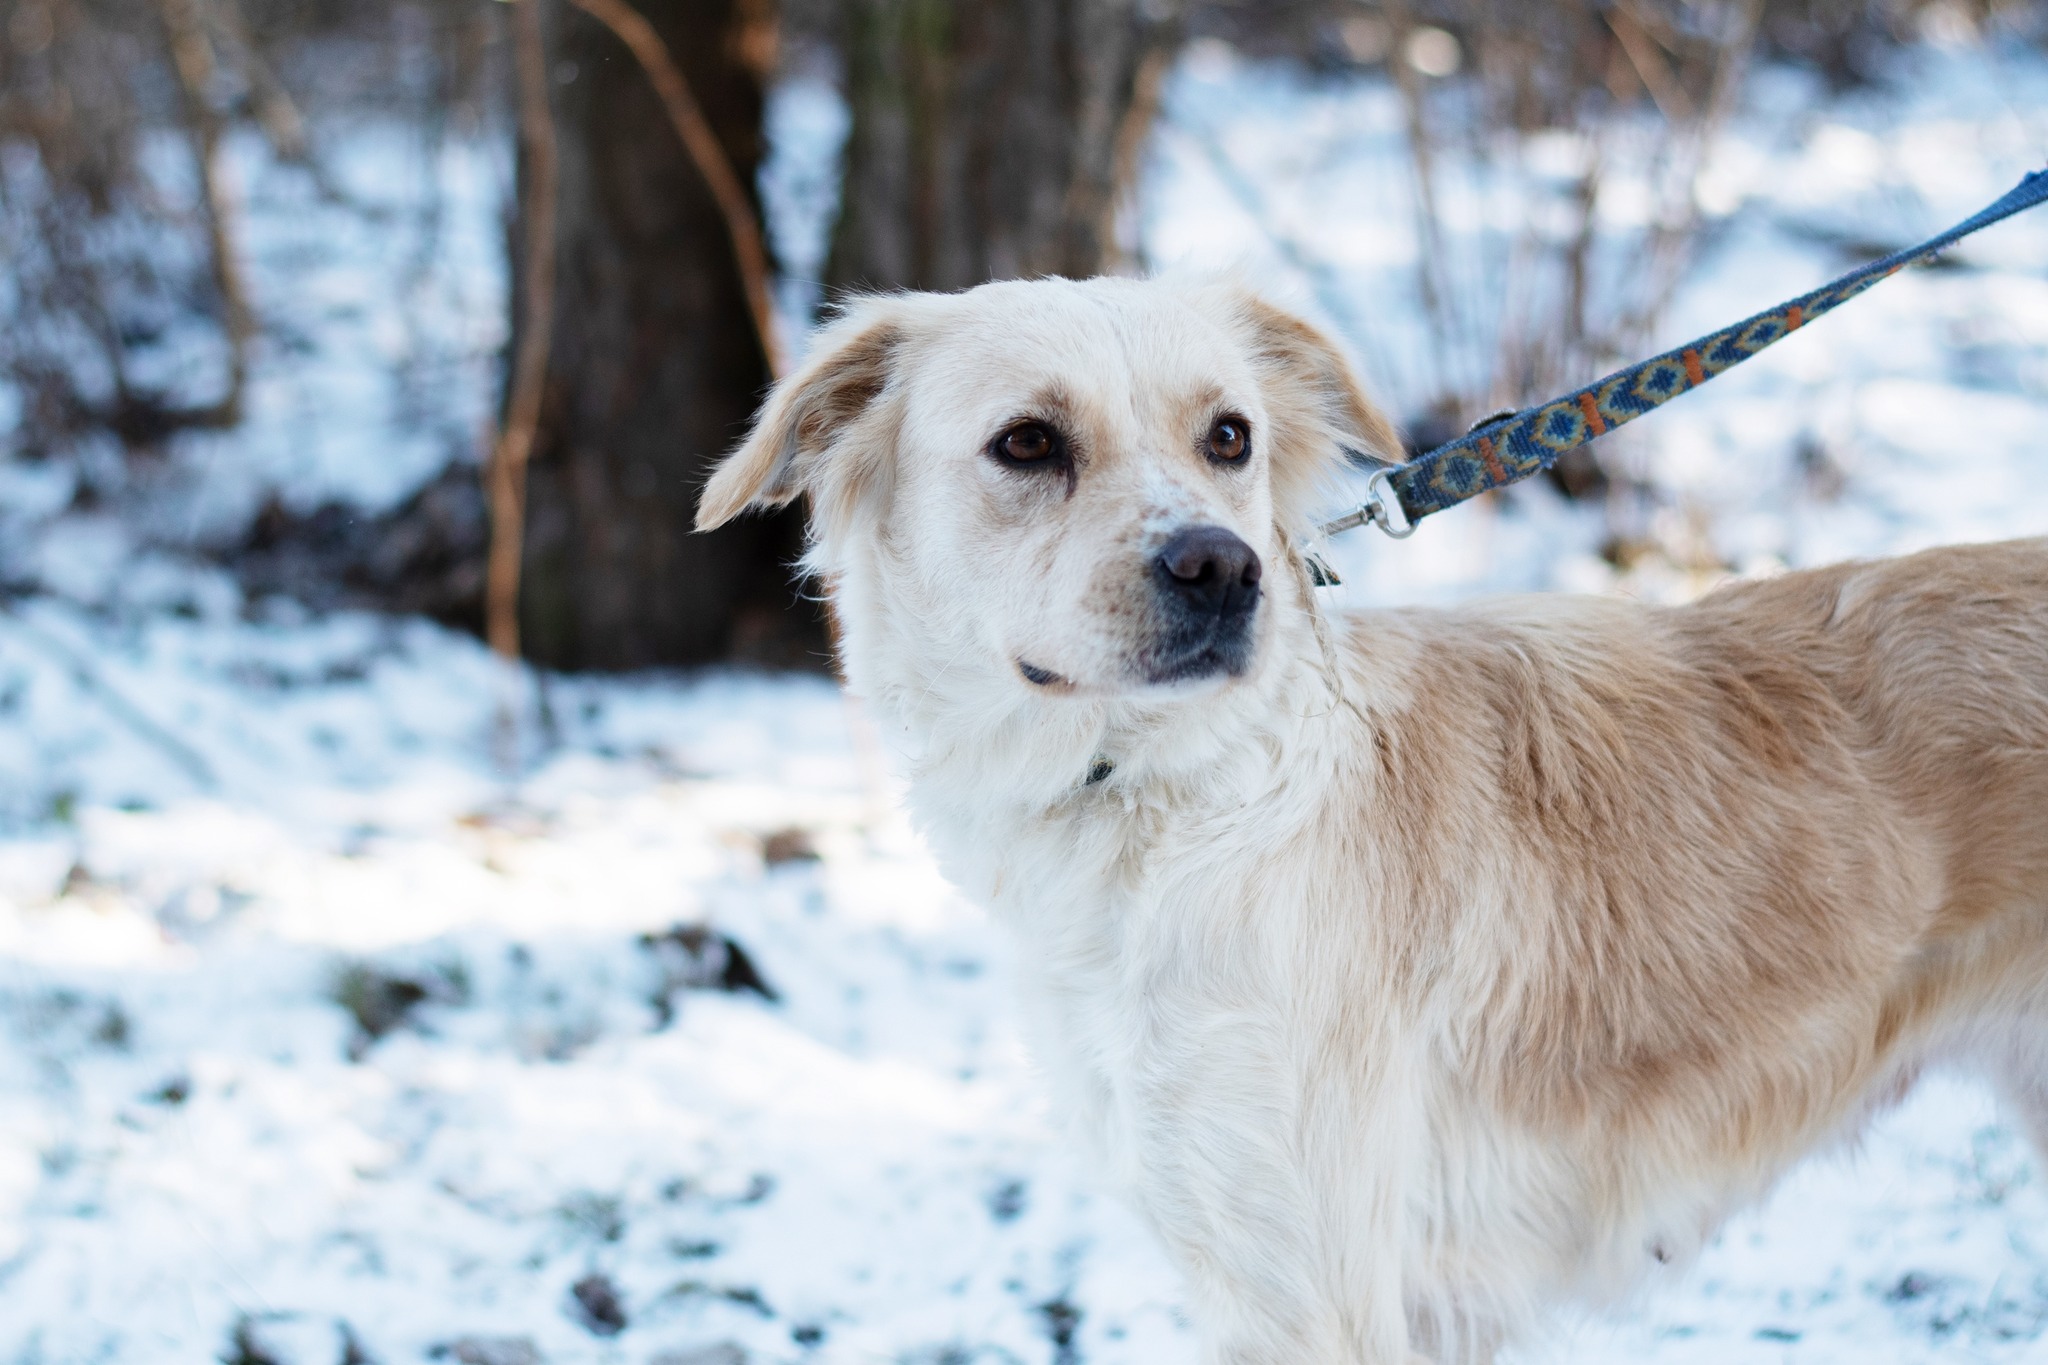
(993, 421, 1061, 467)
(1207, 415, 1251, 464)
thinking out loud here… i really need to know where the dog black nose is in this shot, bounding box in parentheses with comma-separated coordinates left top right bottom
(1155, 526, 1262, 617)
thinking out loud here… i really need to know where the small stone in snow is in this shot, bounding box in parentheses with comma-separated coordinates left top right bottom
(760, 827, 819, 866)
(648, 1346, 747, 1365)
(1886, 1270, 1940, 1302)
(640, 925, 780, 1021)
(1040, 1297, 1083, 1364)
(986, 1177, 1027, 1223)
(435, 1338, 543, 1365)
(570, 1272, 628, 1336)
(338, 1324, 377, 1365)
(221, 1318, 284, 1365)
(333, 964, 429, 1051)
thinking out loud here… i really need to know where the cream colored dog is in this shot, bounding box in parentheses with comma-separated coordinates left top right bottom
(697, 276, 2048, 1364)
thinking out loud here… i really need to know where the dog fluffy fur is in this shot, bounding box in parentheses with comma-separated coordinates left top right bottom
(698, 276, 2048, 1363)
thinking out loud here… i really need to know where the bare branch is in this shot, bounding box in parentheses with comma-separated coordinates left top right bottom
(1614, 0, 1765, 345)
(485, 0, 560, 664)
(0, 603, 218, 792)
(158, 0, 252, 429)
(1102, 12, 1182, 276)
(563, 0, 785, 378)
(208, 0, 312, 163)
(1605, 1, 1692, 124)
(1382, 0, 1466, 410)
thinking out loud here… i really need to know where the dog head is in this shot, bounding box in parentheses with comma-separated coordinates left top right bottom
(698, 276, 1396, 723)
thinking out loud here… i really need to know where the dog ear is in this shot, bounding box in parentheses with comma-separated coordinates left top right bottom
(1197, 286, 1402, 521)
(696, 302, 903, 531)
(1241, 293, 1401, 460)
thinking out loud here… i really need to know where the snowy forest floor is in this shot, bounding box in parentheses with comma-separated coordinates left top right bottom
(5, 35, 2048, 1365)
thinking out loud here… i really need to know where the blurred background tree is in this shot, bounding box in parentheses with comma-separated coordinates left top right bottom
(0, 0, 2038, 667)
(511, 0, 801, 670)
(826, 0, 1181, 290)
(507, 0, 1180, 668)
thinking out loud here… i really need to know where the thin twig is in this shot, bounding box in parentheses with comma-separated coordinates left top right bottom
(0, 603, 218, 792)
(1382, 0, 1467, 409)
(1614, 0, 1763, 344)
(208, 0, 371, 217)
(1604, 0, 1691, 124)
(485, 0, 559, 664)
(1179, 120, 1400, 405)
(1103, 18, 1181, 275)
(209, 0, 310, 162)
(1561, 141, 1604, 378)
(159, 0, 252, 428)
(563, 0, 784, 377)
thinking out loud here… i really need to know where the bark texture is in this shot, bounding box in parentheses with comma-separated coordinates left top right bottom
(519, 0, 823, 670)
(827, 0, 1177, 292)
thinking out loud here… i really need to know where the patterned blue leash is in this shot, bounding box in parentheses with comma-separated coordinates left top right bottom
(1321, 167, 2048, 540)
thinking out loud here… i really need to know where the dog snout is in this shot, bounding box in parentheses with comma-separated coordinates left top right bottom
(1156, 526, 1262, 618)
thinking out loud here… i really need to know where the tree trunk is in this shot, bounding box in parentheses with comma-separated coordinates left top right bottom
(827, 0, 1178, 293)
(518, 0, 824, 670)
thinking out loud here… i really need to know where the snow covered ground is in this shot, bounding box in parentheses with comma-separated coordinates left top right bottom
(4, 31, 2048, 1365)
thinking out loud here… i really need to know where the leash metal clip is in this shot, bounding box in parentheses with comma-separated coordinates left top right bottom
(1322, 468, 1415, 540)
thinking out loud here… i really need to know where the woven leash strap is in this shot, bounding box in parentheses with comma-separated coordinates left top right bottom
(1322, 166, 2048, 538)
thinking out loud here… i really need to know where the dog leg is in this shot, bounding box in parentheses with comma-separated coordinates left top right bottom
(1982, 1016, 2048, 1167)
(1116, 1106, 1418, 1365)
(2011, 1079, 2048, 1167)
(1994, 1046, 2048, 1166)
(1154, 1095, 1425, 1363)
(1159, 1200, 1406, 1365)
(1188, 1274, 1414, 1365)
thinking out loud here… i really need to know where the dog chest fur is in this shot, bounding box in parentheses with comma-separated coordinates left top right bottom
(930, 573, 2042, 1349)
